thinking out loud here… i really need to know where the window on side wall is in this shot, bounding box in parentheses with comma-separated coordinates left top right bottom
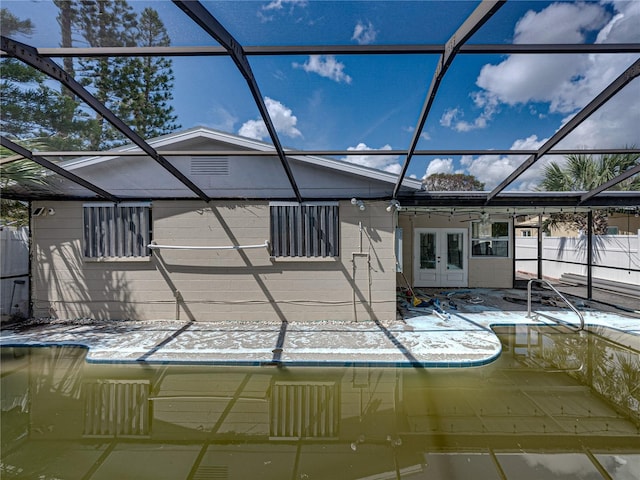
(471, 221, 509, 257)
(83, 203, 151, 259)
(270, 202, 339, 258)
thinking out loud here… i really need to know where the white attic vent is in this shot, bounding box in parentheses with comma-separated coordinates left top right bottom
(190, 156, 229, 175)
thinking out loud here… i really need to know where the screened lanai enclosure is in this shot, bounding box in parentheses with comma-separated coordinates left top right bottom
(1, 3, 640, 479)
(1, 0, 639, 314)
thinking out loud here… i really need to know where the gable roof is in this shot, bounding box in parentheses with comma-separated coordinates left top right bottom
(44, 127, 422, 201)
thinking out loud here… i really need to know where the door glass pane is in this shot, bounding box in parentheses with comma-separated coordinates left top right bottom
(420, 233, 436, 269)
(447, 233, 463, 270)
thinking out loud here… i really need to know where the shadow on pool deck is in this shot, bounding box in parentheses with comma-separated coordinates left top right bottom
(1, 289, 637, 368)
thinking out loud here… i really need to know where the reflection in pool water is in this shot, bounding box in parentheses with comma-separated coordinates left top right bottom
(1, 325, 638, 479)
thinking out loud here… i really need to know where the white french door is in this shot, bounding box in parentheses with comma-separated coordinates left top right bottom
(413, 228, 467, 287)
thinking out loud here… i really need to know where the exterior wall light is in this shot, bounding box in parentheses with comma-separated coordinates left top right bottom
(351, 198, 366, 211)
(386, 200, 400, 212)
(32, 207, 55, 217)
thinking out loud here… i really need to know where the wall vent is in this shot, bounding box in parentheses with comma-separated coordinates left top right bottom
(83, 380, 150, 437)
(270, 381, 340, 439)
(192, 465, 228, 480)
(191, 157, 229, 175)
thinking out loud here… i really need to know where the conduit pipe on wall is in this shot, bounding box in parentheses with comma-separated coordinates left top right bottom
(352, 252, 372, 322)
(352, 222, 372, 322)
(148, 241, 270, 251)
(174, 290, 182, 321)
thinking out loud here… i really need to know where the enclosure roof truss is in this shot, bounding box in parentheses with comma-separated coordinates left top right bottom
(1, 0, 639, 208)
(1, 35, 212, 202)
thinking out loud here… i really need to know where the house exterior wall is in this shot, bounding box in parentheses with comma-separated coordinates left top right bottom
(71, 133, 415, 200)
(467, 257, 512, 288)
(397, 212, 512, 289)
(603, 214, 640, 235)
(30, 200, 397, 323)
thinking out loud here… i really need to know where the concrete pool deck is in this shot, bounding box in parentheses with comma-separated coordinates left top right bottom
(1, 308, 638, 367)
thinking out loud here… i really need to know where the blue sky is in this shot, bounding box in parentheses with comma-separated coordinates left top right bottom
(4, 0, 640, 190)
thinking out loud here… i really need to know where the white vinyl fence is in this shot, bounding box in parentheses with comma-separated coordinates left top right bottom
(515, 231, 640, 290)
(1, 227, 29, 317)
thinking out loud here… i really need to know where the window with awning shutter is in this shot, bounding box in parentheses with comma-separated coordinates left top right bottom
(269, 202, 339, 258)
(83, 203, 151, 258)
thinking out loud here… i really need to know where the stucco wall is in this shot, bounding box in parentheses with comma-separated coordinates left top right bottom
(30, 200, 396, 322)
(397, 212, 512, 289)
(467, 257, 512, 288)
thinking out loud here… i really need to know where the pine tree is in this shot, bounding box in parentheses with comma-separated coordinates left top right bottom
(74, 0, 138, 149)
(54, 1, 77, 113)
(0, 7, 33, 34)
(1, 8, 41, 138)
(73, 2, 179, 146)
(119, 7, 180, 138)
(0, 8, 82, 150)
(3, 3, 181, 151)
(54, 1, 76, 81)
(0, 10, 42, 225)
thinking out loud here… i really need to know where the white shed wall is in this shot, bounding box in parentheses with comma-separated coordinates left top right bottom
(515, 233, 640, 287)
(0, 227, 29, 317)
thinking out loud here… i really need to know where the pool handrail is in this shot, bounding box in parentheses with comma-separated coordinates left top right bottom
(527, 278, 585, 331)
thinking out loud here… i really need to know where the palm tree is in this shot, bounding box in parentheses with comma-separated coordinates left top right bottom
(540, 152, 640, 191)
(539, 151, 639, 235)
(1, 145, 47, 227)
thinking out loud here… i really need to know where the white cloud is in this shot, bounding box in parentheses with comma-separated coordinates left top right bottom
(262, 0, 307, 11)
(343, 143, 401, 173)
(423, 158, 454, 178)
(599, 1, 640, 43)
(293, 55, 352, 84)
(555, 82, 640, 149)
(514, 2, 609, 43)
(238, 119, 268, 141)
(238, 97, 302, 140)
(403, 125, 431, 141)
(352, 21, 377, 45)
(440, 99, 498, 132)
(441, 1, 639, 144)
(258, 0, 308, 22)
(440, 108, 460, 128)
(460, 135, 547, 191)
(460, 154, 516, 190)
(523, 454, 602, 477)
(511, 135, 545, 150)
(477, 2, 611, 112)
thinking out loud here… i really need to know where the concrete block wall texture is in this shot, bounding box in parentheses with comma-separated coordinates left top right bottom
(31, 200, 397, 322)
